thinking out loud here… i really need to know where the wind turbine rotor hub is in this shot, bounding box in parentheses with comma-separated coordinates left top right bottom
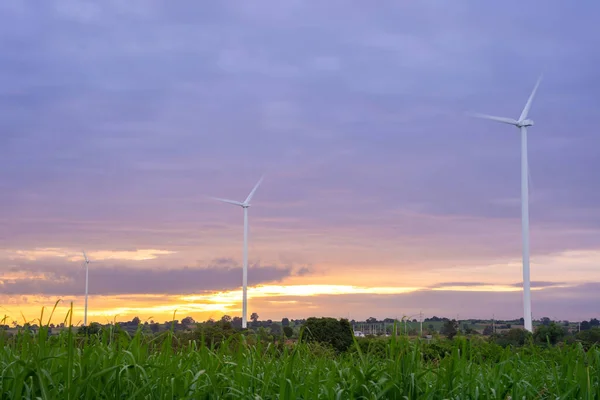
(517, 119, 534, 127)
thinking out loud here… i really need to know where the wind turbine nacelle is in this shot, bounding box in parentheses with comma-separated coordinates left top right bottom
(518, 119, 534, 127)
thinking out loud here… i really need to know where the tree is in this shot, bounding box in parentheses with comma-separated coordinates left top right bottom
(250, 313, 259, 323)
(576, 327, 600, 348)
(283, 326, 293, 338)
(590, 318, 600, 327)
(581, 321, 591, 331)
(78, 322, 101, 336)
(541, 317, 551, 326)
(301, 317, 353, 352)
(483, 325, 494, 335)
(366, 317, 377, 323)
(150, 322, 160, 334)
(131, 316, 141, 326)
(534, 323, 566, 345)
(270, 323, 282, 336)
(281, 318, 290, 327)
(232, 317, 242, 329)
(195, 320, 237, 348)
(491, 328, 532, 347)
(220, 315, 232, 323)
(181, 316, 195, 326)
(462, 324, 476, 334)
(441, 319, 459, 339)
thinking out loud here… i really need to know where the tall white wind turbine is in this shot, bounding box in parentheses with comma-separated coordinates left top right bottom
(211, 176, 264, 329)
(82, 250, 91, 326)
(470, 76, 542, 332)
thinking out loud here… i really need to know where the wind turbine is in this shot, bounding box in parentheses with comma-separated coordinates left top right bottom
(210, 176, 264, 329)
(82, 250, 91, 326)
(470, 75, 542, 332)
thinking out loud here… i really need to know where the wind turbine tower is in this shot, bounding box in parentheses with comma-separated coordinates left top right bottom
(470, 76, 542, 332)
(82, 250, 91, 326)
(211, 176, 264, 329)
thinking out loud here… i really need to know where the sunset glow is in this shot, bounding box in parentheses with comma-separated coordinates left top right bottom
(1, 1, 598, 326)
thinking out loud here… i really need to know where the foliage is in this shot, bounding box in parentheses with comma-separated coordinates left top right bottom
(269, 323, 282, 336)
(283, 326, 293, 338)
(483, 324, 494, 335)
(4, 305, 600, 398)
(441, 319, 459, 339)
(490, 328, 533, 347)
(576, 327, 600, 349)
(300, 317, 353, 352)
(185, 319, 240, 349)
(77, 322, 102, 336)
(1, 321, 600, 398)
(534, 322, 567, 345)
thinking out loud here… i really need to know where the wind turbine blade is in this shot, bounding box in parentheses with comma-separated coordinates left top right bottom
(210, 197, 244, 206)
(244, 175, 264, 204)
(519, 75, 543, 122)
(82, 250, 89, 263)
(468, 113, 519, 125)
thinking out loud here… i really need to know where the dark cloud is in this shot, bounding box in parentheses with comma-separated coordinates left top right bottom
(430, 281, 567, 289)
(512, 281, 566, 288)
(295, 266, 312, 276)
(430, 282, 488, 288)
(0, 260, 293, 296)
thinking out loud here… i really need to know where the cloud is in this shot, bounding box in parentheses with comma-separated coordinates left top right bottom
(431, 281, 567, 289)
(0, 259, 294, 296)
(242, 282, 600, 321)
(431, 282, 489, 288)
(0, 1, 599, 321)
(3, 247, 175, 262)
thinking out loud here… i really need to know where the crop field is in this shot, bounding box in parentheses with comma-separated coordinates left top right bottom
(1, 321, 599, 399)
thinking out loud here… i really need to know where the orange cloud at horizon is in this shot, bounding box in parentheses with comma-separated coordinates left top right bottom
(0, 282, 573, 327)
(1, 246, 599, 325)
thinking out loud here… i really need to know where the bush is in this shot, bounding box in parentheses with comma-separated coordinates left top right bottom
(533, 323, 566, 345)
(190, 320, 239, 349)
(490, 328, 532, 348)
(421, 341, 453, 362)
(441, 320, 459, 339)
(576, 327, 600, 349)
(300, 317, 353, 353)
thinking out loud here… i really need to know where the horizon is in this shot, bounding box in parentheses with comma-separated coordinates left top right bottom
(1, 1, 599, 325)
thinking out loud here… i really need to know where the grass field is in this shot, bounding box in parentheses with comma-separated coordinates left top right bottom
(1, 320, 599, 399)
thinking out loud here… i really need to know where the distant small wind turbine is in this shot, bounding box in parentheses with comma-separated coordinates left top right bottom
(469, 75, 543, 332)
(82, 250, 91, 326)
(210, 176, 264, 329)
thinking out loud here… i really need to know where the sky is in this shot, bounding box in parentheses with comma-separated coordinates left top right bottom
(1, 0, 599, 326)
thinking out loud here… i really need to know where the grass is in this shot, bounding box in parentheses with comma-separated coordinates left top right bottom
(1, 306, 599, 399)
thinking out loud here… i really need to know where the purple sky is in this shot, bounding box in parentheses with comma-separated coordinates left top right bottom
(1, 1, 599, 323)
